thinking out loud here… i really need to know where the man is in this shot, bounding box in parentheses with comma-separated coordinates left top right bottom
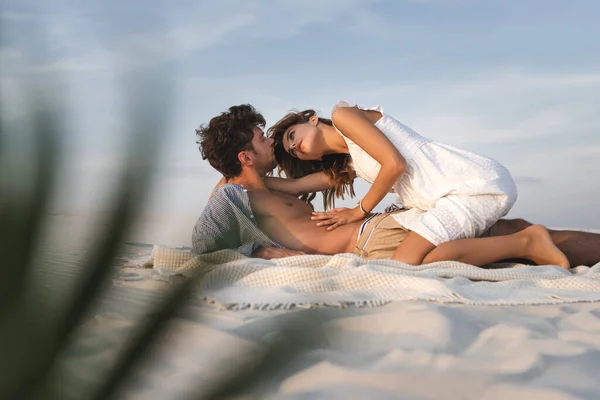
(192, 104, 600, 266)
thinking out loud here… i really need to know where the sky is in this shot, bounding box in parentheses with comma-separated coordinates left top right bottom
(1, 0, 599, 245)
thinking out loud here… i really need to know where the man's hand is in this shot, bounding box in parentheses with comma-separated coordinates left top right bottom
(252, 247, 305, 259)
(311, 207, 366, 231)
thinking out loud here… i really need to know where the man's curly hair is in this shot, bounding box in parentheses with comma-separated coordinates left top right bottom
(196, 104, 266, 179)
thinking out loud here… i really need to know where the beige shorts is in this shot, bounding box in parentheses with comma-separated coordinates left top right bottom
(353, 211, 500, 260)
(353, 211, 409, 260)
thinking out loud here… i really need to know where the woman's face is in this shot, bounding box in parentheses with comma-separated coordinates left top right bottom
(282, 117, 322, 161)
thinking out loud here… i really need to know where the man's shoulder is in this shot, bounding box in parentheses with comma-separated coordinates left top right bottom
(204, 183, 254, 217)
(211, 183, 247, 200)
(195, 183, 249, 227)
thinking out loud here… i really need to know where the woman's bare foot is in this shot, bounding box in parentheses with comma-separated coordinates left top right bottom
(520, 225, 570, 270)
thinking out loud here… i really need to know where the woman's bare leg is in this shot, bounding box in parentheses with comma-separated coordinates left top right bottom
(391, 230, 436, 265)
(421, 225, 570, 270)
(492, 218, 600, 267)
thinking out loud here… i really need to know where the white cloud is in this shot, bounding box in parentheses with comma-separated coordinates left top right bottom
(410, 103, 595, 146)
(2, 0, 389, 76)
(331, 70, 600, 146)
(4, 1, 599, 235)
(179, 69, 600, 146)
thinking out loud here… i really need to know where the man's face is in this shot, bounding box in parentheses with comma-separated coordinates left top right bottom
(249, 127, 276, 175)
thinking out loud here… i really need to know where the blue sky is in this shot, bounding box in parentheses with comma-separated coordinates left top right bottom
(2, 0, 599, 244)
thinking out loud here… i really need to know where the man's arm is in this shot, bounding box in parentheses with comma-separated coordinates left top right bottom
(252, 247, 305, 259)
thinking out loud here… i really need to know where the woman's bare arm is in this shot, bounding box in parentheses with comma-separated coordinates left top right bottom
(208, 176, 227, 200)
(264, 172, 335, 196)
(330, 106, 406, 213)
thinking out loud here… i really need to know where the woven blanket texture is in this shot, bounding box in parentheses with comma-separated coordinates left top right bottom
(144, 245, 600, 309)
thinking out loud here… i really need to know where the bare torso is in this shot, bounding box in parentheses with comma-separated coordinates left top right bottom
(248, 189, 361, 254)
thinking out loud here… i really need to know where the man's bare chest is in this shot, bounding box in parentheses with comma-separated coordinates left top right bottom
(248, 190, 313, 220)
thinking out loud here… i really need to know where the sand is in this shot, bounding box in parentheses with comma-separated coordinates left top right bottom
(58, 295, 600, 399)
(37, 217, 600, 399)
(40, 244, 597, 400)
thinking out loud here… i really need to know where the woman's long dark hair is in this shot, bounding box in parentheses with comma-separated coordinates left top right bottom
(268, 110, 355, 210)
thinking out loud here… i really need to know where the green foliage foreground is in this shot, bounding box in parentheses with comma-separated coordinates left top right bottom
(0, 68, 310, 400)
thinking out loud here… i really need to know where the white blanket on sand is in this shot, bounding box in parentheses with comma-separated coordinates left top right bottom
(144, 246, 600, 309)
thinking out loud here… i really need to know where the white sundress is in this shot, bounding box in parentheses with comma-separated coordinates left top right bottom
(332, 101, 518, 246)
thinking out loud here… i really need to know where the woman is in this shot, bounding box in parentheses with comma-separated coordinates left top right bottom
(266, 101, 518, 265)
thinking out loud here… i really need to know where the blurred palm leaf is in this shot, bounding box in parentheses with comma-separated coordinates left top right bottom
(0, 49, 309, 400)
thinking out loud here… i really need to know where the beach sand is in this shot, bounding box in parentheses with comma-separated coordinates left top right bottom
(37, 215, 600, 399)
(59, 285, 600, 399)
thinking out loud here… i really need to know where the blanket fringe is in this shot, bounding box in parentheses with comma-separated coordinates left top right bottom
(200, 295, 600, 311)
(201, 297, 399, 310)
